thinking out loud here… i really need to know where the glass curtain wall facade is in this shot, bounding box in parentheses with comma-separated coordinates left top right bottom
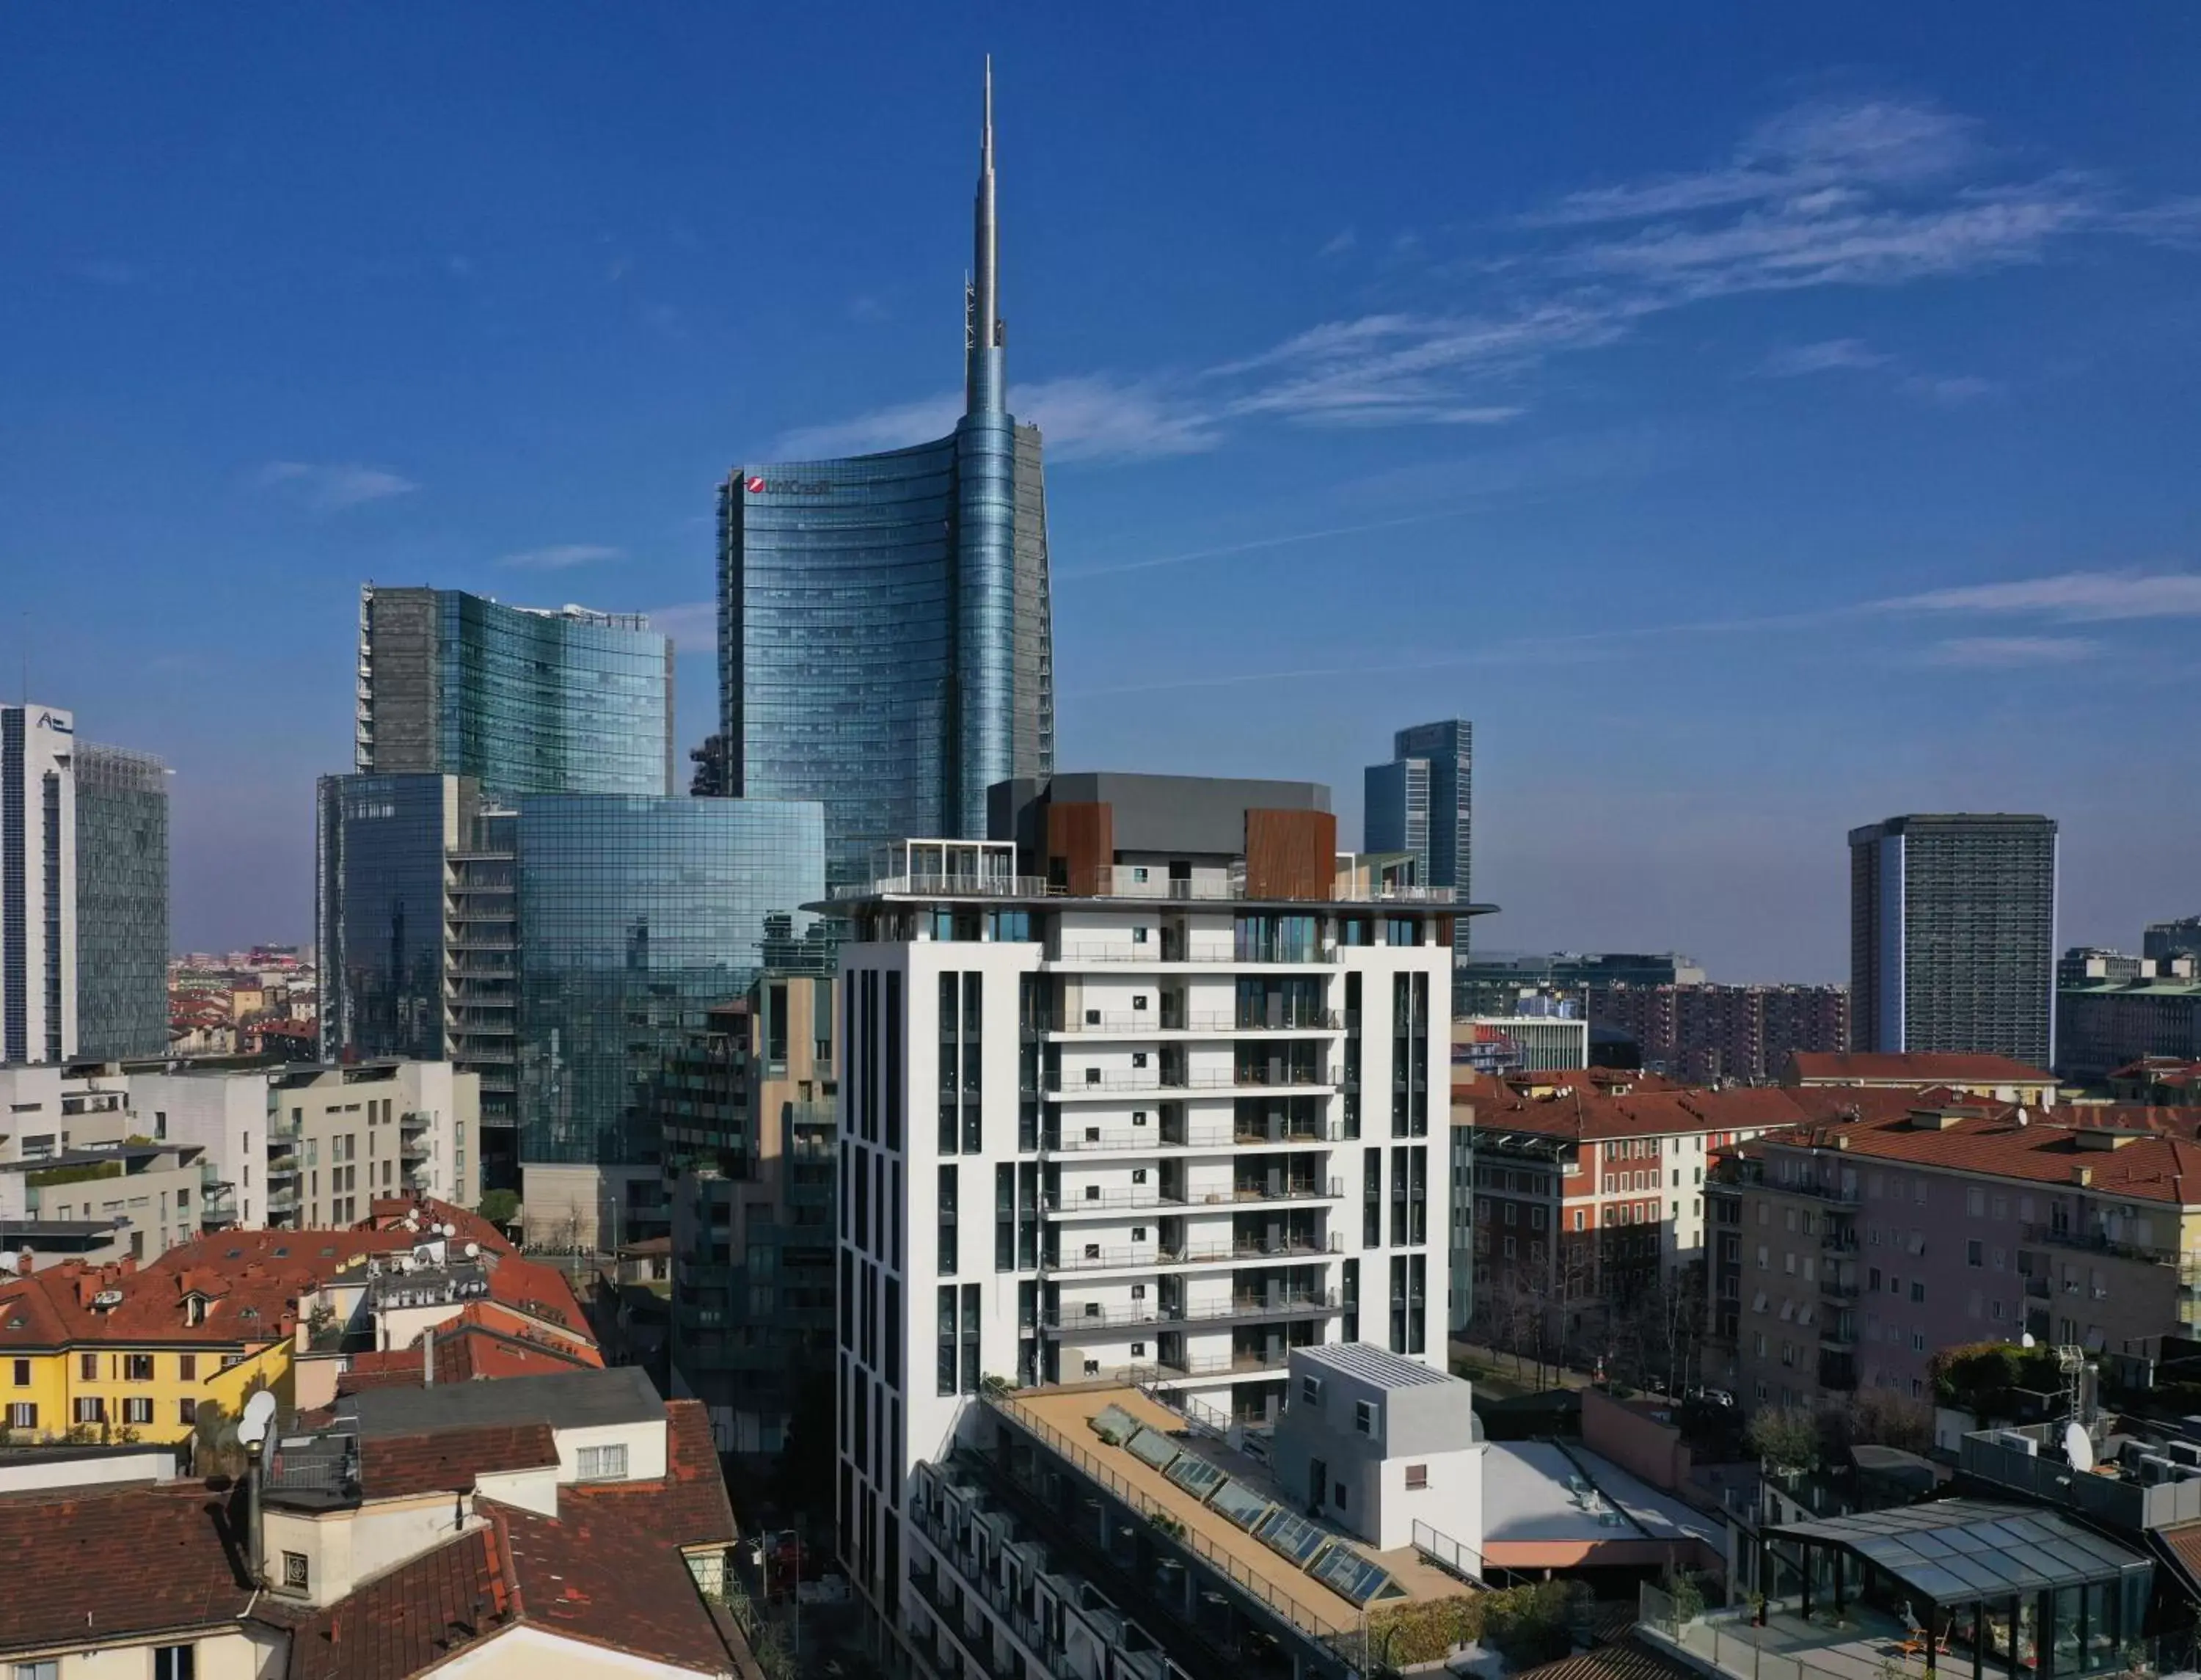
(717, 67, 1051, 888)
(74, 742, 169, 1059)
(357, 586, 674, 800)
(514, 797, 825, 1166)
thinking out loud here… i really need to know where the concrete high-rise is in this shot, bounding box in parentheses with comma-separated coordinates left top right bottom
(1850, 814, 2058, 1068)
(718, 63, 1054, 889)
(0, 706, 76, 1064)
(355, 586, 674, 799)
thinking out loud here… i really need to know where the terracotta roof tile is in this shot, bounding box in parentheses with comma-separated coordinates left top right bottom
(356, 1423, 559, 1498)
(0, 1482, 251, 1655)
(1753, 1109, 2201, 1205)
(285, 1524, 515, 1680)
(1786, 1051, 2055, 1085)
(489, 1497, 737, 1676)
(563, 1399, 736, 1549)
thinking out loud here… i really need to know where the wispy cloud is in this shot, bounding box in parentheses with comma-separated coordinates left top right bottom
(641, 600, 717, 651)
(71, 258, 142, 286)
(1318, 228, 1357, 258)
(773, 92, 2200, 460)
(1924, 635, 2101, 668)
(1756, 337, 1892, 376)
(255, 461, 418, 509)
(499, 544, 623, 571)
(1883, 569, 2201, 621)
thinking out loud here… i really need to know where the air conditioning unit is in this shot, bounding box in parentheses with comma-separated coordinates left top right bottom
(2139, 1454, 2175, 1486)
(2172, 1465, 2201, 1485)
(2164, 1440, 2201, 1468)
(1998, 1431, 2039, 1457)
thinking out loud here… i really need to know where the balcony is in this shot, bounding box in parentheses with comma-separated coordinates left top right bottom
(1050, 1011, 1343, 1037)
(266, 1186, 300, 1215)
(1046, 1233, 1342, 1274)
(1045, 942, 1335, 968)
(1039, 1291, 1340, 1332)
(1157, 1348, 1294, 1378)
(2024, 1222, 2174, 1266)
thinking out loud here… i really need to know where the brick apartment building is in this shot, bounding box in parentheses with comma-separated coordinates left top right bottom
(1590, 983, 1850, 1084)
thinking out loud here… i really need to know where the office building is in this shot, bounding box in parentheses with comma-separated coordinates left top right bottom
(73, 742, 169, 1059)
(1590, 982, 1850, 1084)
(2147, 917, 2201, 966)
(1364, 717, 1471, 921)
(1850, 814, 2059, 1068)
(718, 66, 1054, 888)
(318, 775, 824, 1200)
(828, 770, 1472, 1637)
(1451, 1013, 1588, 1075)
(2062, 946, 2143, 990)
(1, 704, 76, 1064)
(355, 585, 674, 798)
(2059, 961, 2201, 1083)
(1454, 949, 1704, 1019)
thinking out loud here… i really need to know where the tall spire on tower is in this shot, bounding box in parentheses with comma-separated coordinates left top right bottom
(966, 55, 1005, 415)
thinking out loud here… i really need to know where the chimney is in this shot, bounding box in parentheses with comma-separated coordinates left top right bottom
(14, 1251, 30, 1278)
(2073, 1165, 2093, 1187)
(423, 1327, 435, 1387)
(119, 1255, 136, 1277)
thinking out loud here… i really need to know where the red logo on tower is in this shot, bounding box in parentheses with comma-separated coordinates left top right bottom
(745, 476, 767, 494)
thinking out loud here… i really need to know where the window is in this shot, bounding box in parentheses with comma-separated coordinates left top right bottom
(1405, 1464, 1429, 1490)
(1966, 1240, 1983, 1268)
(179, 1399, 197, 1425)
(153, 1643, 196, 1680)
(15, 1663, 59, 1680)
(125, 1354, 155, 1382)
(1354, 1400, 1377, 1436)
(123, 1397, 153, 1425)
(1132, 994, 1149, 1010)
(575, 1444, 629, 1482)
(5, 1403, 34, 1430)
(178, 1353, 197, 1381)
(79, 1353, 98, 1381)
(73, 1397, 105, 1424)
(282, 1552, 310, 1590)
(1131, 1342, 1146, 1357)
(1910, 1281, 1926, 1303)
(8, 1359, 26, 1388)
(1301, 1376, 1324, 1406)
(1132, 927, 1150, 944)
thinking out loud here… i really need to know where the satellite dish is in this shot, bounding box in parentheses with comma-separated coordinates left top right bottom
(464, 1242, 480, 1260)
(238, 1389, 278, 1448)
(2065, 1422, 2096, 1473)
(2022, 1332, 2037, 1349)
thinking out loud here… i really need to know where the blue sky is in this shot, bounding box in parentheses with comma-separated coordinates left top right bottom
(4, 5, 2198, 977)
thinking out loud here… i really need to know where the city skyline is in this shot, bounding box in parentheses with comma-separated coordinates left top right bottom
(6, 7, 2200, 976)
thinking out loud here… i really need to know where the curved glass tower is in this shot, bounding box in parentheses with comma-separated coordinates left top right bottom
(357, 586, 674, 800)
(719, 62, 1054, 888)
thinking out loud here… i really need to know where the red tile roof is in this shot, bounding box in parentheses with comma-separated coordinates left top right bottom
(0, 1482, 251, 1655)
(1753, 1108, 2201, 1205)
(285, 1524, 514, 1680)
(492, 1497, 738, 1676)
(561, 1398, 736, 1550)
(335, 1310, 602, 1398)
(1786, 1051, 2056, 1086)
(357, 1423, 559, 1498)
(1455, 1081, 1814, 1144)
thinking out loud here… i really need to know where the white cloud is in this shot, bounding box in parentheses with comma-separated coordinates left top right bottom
(255, 461, 418, 509)
(1318, 227, 1357, 258)
(1898, 373, 1999, 405)
(1882, 570, 2201, 621)
(499, 544, 623, 571)
(772, 393, 966, 460)
(643, 600, 718, 652)
(773, 376, 1219, 464)
(1924, 635, 2101, 668)
(1757, 338, 1892, 376)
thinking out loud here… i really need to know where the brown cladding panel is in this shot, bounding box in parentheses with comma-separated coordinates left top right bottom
(1244, 808, 1336, 902)
(1046, 801, 1114, 897)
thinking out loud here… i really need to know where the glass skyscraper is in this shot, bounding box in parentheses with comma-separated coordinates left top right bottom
(356, 586, 674, 799)
(513, 797, 824, 1166)
(74, 742, 170, 1059)
(1365, 719, 1472, 957)
(718, 65, 1054, 888)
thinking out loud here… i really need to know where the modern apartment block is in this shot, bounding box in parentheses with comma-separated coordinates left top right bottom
(2059, 960, 2201, 1082)
(1704, 1100, 2201, 1414)
(668, 972, 839, 1455)
(1850, 813, 2059, 1067)
(263, 1060, 480, 1227)
(354, 585, 675, 799)
(1589, 982, 1850, 1083)
(828, 771, 1470, 1632)
(2146, 917, 2201, 965)
(1, 704, 76, 1064)
(1364, 718, 1472, 933)
(718, 66, 1053, 888)
(1454, 949, 1704, 1018)
(73, 741, 169, 1059)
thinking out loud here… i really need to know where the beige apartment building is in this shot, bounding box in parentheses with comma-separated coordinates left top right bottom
(267, 1061, 480, 1227)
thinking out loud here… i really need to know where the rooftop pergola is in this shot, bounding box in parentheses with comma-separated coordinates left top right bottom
(1762, 1500, 2153, 1680)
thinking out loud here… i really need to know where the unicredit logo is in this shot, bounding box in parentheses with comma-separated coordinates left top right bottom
(745, 476, 833, 496)
(745, 476, 766, 494)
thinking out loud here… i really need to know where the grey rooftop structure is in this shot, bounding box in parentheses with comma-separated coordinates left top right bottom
(333, 1363, 661, 1437)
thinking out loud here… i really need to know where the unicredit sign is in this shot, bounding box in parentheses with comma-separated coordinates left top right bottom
(745, 477, 833, 496)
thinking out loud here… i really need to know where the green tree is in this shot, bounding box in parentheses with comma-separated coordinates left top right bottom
(478, 1188, 520, 1227)
(1749, 1406, 1822, 1475)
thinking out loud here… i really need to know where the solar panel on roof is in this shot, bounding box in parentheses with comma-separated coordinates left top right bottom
(1208, 1478, 1272, 1532)
(1125, 1428, 1180, 1472)
(1164, 1455, 1225, 1499)
(1254, 1508, 1329, 1566)
(1310, 1546, 1395, 1604)
(1091, 1404, 1142, 1445)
